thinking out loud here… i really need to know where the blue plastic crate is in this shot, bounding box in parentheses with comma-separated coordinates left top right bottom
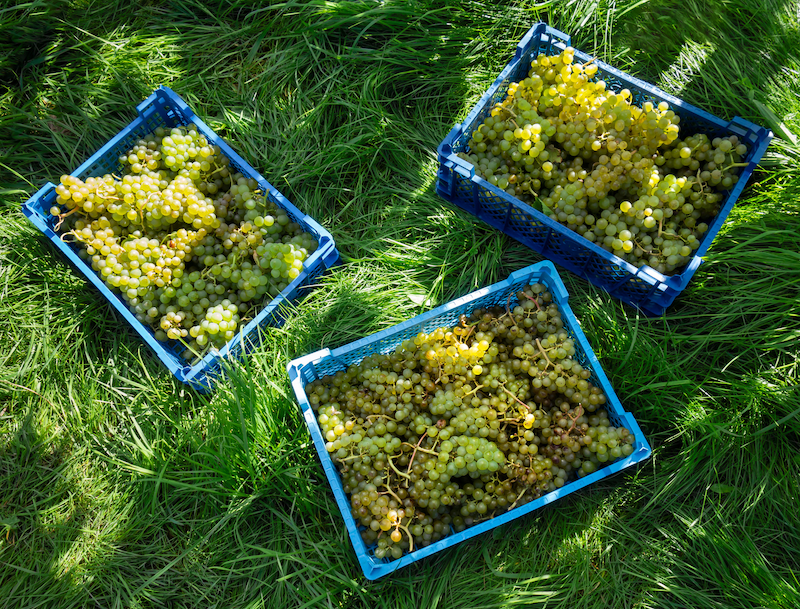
(22, 86, 338, 391)
(437, 23, 773, 316)
(287, 260, 651, 580)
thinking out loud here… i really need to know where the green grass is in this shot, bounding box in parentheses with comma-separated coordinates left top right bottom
(1, 0, 799, 607)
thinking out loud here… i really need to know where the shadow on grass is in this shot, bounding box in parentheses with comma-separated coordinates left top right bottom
(618, 0, 799, 127)
(0, 408, 90, 608)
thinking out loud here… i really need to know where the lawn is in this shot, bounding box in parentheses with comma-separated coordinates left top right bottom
(1, 0, 799, 607)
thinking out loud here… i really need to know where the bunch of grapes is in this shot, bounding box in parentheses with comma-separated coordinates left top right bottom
(457, 47, 750, 274)
(306, 283, 636, 561)
(49, 125, 318, 361)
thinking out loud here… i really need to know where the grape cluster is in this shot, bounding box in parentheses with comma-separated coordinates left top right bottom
(306, 284, 636, 561)
(50, 125, 318, 361)
(457, 48, 750, 274)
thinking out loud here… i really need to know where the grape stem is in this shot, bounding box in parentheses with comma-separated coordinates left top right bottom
(405, 431, 429, 474)
(565, 406, 584, 436)
(60, 229, 84, 244)
(462, 384, 485, 398)
(535, 339, 554, 368)
(336, 453, 364, 463)
(518, 291, 541, 311)
(54, 206, 80, 231)
(632, 236, 661, 256)
(95, 190, 117, 201)
(206, 163, 228, 177)
(494, 102, 517, 119)
(387, 456, 411, 481)
(522, 182, 539, 198)
(455, 316, 475, 342)
(507, 488, 528, 511)
(402, 443, 438, 457)
(381, 484, 405, 505)
(501, 386, 530, 411)
(398, 523, 415, 552)
(435, 361, 445, 384)
(694, 169, 707, 194)
(721, 162, 748, 172)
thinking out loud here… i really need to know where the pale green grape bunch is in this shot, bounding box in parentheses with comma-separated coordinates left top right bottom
(456, 48, 749, 275)
(51, 124, 318, 362)
(187, 302, 240, 350)
(436, 435, 505, 478)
